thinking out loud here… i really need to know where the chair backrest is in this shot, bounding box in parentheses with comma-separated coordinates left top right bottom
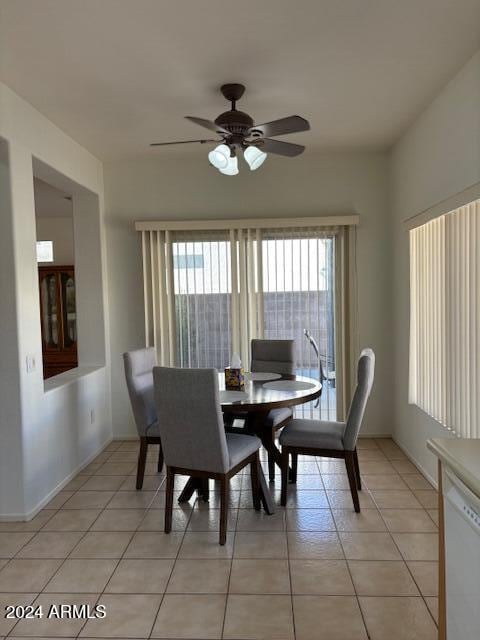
(153, 366, 230, 473)
(123, 348, 157, 436)
(251, 339, 295, 375)
(343, 348, 375, 450)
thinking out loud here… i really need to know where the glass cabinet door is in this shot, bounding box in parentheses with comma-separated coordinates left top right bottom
(40, 272, 59, 349)
(60, 270, 77, 348)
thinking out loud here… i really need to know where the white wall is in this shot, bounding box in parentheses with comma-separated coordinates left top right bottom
(36, 216, 75, 265)
(104, 150, 392, 438)
(390, 50, 480, 482)
(0, 82, 111, 518)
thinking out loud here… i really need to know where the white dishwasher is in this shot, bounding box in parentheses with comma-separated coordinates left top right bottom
(444, 467, 480, 640)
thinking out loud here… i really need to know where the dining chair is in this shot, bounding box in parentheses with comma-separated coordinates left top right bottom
(251, 339, 295, 481)
(153, 366, 263, 545)
(280, 348, 375, 512)
(123, 347, 163, 490)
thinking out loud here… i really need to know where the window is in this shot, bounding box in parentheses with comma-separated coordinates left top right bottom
(138, 217, 358, 421)
(36, 240, 53, 263)
(409, 199, 480, 438)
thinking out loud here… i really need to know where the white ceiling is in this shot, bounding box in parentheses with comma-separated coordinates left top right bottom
(34, 178, 72, 218)
(1, 0, 480, 160)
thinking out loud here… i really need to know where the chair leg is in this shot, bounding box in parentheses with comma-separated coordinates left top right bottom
(281, 447, 289, 506)
(164, 467, 175, 533)
(345, 452, 360, 513)
(136, 437, 148, 490)
(353, 448, 361, 490)
(250, 452, 261, 511)
(200, 478, 210, 502)
(219, 476, 229, 545)
(290, 452, 298, 484)
(157, 444, 164, 473)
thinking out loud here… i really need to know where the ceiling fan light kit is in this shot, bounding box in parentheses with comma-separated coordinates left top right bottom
(150, 83, 310, 176)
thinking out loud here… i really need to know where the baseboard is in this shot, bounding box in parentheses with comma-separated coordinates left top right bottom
(391, 437, 438, 489)
(0, 435, 113, 522)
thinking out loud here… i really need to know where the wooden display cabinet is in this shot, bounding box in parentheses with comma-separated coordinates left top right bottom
(38, 265, 78, 379)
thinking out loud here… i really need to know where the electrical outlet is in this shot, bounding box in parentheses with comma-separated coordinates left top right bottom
(90, 409, 95, 424)
(26, 355, 36, 373)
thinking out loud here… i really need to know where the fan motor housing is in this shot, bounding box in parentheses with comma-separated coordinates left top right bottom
(215, 109, 253, 135)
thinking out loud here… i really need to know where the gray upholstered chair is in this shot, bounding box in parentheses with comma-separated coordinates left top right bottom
(153, 366, 264, 545)
(280, 348, 375, 512)
(251, 339, 295, 481)
(123, 348, 163, 490)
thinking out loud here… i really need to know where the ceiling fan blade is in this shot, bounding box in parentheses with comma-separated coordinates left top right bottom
(249, 115, 310, 138)
(257, 138, 305, 157)
(185, 116, 231, 135)
(150, 138, 220, 147)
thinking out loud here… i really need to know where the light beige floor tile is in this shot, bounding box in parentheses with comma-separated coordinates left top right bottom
(357, 439, 380, 450)
(14, 593, 99, 637)
(0, 533, 35, 558)
(413, 490, 438, 509)
(124, 531, 183, 559)
(407, 561, 438, 596)
(293, 595, 367, 640)
(370, 490, 423, 509)
(326, 490, 376, 509)
(236, 509, 285, 531)
(392, 533, 439, 561)
(402, 474, 435, 491)
(286, 508, 336, 531)
(44, 491, 75, 510)
(317, 460, 346, 473)
(348, 560, 419, 595)
(332, 508, 386, 532)
(78, 475, 126, 491)
(63, 475, 90, 491)
(359, 461, 397, 475)
(108, 450, 138, 462)
(392, 459, 419, 474)
(0, 560, 6, 571)
(0, 511, 55, 532)
(0, 594, 37, 635)
(95, 462, 136, 476)
(117, 441, 140, 451)
(234, 532, 288, 559)
(321, 475, 350, 490)
(42, 509, 101, 531)
(425, 596, 438, 623)
(224, 594, 294, 640)
(363, 475, 409, 490)
(106, 490, 156, 509)
(229, 559, 290, 594)
(292, 461, 319, 474)
(359, 596, 437, 640)
(339, 532, 402, 560)
(81, 593, 161, 638)
(427, 509, 439, 526)
(179, 532, 234, 559)
(62, 491, 115, 510)
(281, 489, 329, 509)
(17, 532, 84, 558)
(44, 559, 116, 593)
(105, 558, 173, 593)
(69, 532, 132, 559)
(287, 531, 344, 559)
(187, 508, 238, 531)
(138, 508, 190, 531)
(357, 449, 388, 462)
(167, 559, 230, 594)
(0, 559, 62, 591)
(151, 490, 193, 509)
(93, 452, 112, 464)
(152, 593, 225, 639)
(90, 509, 145, 531)
(294, 475, 324, 490)
(290, 560, 354, 595)
(81, 462, 103, 475)
(381, 509, 437, 532)
(120, 475, 164, 491)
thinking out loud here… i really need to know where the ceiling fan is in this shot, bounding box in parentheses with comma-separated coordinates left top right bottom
(150, 83, 310, 175)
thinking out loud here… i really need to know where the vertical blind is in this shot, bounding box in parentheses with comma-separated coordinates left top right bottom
(138, 219, 359, 422)
(409, 199, 480, 438)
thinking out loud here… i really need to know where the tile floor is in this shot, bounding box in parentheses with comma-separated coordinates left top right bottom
(0, 438, 439, 639)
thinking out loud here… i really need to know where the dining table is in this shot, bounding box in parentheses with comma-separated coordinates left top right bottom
(177, 371, 322, 515)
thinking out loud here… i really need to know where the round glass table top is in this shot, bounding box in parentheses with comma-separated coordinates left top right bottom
(218, 372, 322, 413)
